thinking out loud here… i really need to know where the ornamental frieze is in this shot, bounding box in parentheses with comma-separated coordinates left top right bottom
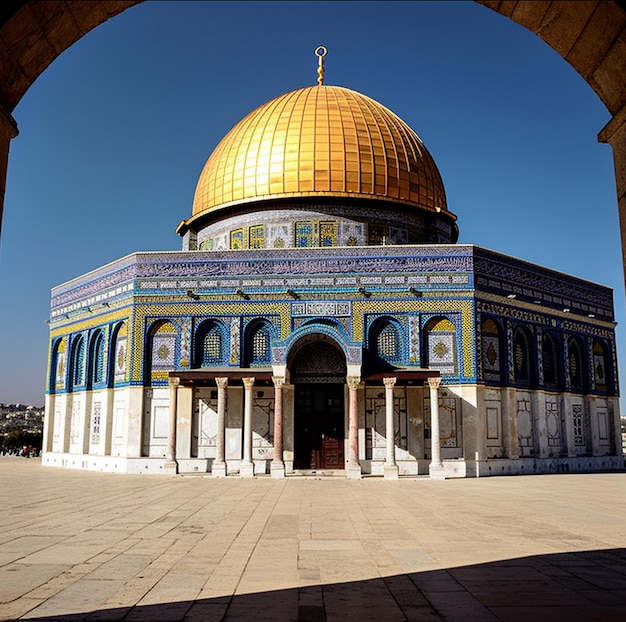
(52, 254, 474, 308)
(560, 321, 614, 339)
(478, 301, 550, 325)
(474, 252, 612, 308)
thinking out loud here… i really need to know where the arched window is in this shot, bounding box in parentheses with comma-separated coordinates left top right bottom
(146, 320, 178, 385)
(368, 318, 403, 367)
(244, 320, 272, 366)
(593, 341, 609, 393)
(69, 334, 85, 390)
(541, 333, 560, 388)
(567, 337, 585, 391)
(513, 328, 533, 385)
(88, 330, 106, 389)
(202, 325, 222, 364)
(194, 321, 227, 367)
(50, 337, 67, 393)
(110, 321, 128, 386)
(377, 323, 399, 362)
(482, 318, 504, 384)
(425, 317, 457, 376)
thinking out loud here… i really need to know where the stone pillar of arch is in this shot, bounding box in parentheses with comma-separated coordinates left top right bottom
(165, 376, 179, 474)
(271, 376, 286, 478)
(428, 376, 445, 480)
(383, 377, 399, 480)
(346, 376, 362, 480)
(240, 377, 256, 478)
(212, 377, 228, 477)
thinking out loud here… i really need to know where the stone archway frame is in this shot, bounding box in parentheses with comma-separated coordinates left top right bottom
(287, 333, 348, 471)
(287, 333, 348, 383)
(0, 1, 625, 278)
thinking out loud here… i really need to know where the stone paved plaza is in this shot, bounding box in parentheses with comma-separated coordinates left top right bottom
(1, 458, 626, 621)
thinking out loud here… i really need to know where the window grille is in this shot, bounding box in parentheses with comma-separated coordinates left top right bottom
(203, 327, 222, 365)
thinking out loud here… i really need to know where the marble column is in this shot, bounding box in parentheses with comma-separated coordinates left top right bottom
(346, 376, 362, 479)
(240, 377, 255, 478)
(165, 376, 179, 474)
(428, 377, 445, 480)
(212, 377, 228, 477)
(271, 376, 286, 478)
(384, 377, 399, 479)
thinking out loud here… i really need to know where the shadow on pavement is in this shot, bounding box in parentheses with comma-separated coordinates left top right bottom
(16, 548, 626, 622)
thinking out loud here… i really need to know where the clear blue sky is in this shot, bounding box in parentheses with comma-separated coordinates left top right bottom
(0, 1, 622, 405)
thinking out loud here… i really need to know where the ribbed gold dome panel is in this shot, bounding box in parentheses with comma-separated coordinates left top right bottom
(190, 85, 451, 222)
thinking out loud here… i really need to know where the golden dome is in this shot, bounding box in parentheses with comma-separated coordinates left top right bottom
(183, 84, 454, 230)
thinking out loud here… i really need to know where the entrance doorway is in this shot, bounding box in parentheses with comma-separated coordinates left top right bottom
(294, 384, 344, 469)
(289, 335, 347, 470)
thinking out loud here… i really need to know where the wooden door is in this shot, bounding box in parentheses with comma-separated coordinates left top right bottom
(294, 384, 344, 469)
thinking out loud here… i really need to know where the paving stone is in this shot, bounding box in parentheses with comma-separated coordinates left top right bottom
(0, 563, 71, 602)
(3, 459, 626, 621)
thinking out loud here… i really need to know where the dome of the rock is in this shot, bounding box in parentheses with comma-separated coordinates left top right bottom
(177, 84, 457, 246)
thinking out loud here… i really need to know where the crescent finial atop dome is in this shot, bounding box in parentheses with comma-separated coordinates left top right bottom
(315, 46, 327, 85)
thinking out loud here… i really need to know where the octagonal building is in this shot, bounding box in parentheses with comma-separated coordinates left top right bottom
(42, 54, 622, 478)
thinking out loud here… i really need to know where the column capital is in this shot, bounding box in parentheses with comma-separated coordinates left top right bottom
(383, 376, 397, 388)
(272, 376, 285, 389)
(242, 377, 256, 390)
(169, 376, 180, 388)
(346, 376, 361, 390)
(215, 377, 228, 390)
(427, 376, 441, 390)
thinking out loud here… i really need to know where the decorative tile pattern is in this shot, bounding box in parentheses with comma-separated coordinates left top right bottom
(482, 335, 501, 381)
(198, 394, 218, 452)
(296, 221, 315, 247)
(91, 401, 101, 445)
(439, 397, 458, 447)
(151, 334, 175, 368)
(517, 395, 534, 456)
(365, 388, 408, 460)
(46, 243, 617, 399)
(114, 337, 127, 383)
(249, 225, 265, 249)
(292, 302, 351, 317)
(427, 333, 456, 375)
(231, 229, 244, 250)
(230, 318, 240, 365)
(55, 338, 67, 390)
(368, 224, 385, 245)
(545, 399, 561, 448)
(319, 221, 337, 247)
(409, 315, 420, 364)
(572, 403, 586, 447)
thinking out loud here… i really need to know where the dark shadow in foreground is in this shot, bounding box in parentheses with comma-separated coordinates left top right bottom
(17, 548, 626, 622)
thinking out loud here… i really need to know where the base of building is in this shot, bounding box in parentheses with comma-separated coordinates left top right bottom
(346, 462, 362, 480)
(429, 463, 446, 480)
(383, 464, 399, 480)
(239, 460, 255, 478)
(270, 461, 286, 478)
(212, 461, 227, 478)
(164, 460, 178, 475)
(40, 452, 625, 478)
